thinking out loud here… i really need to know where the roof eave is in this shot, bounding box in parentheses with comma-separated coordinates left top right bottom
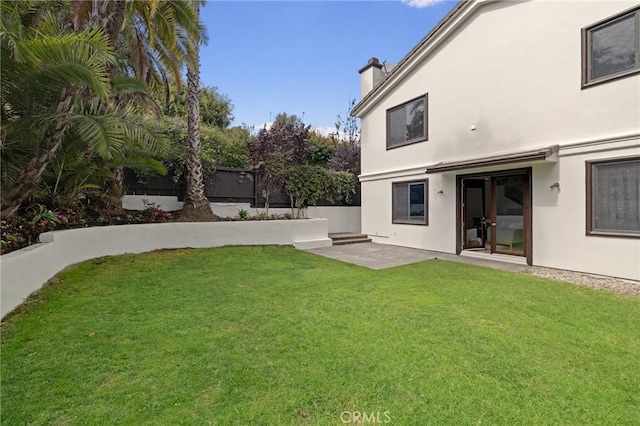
(352, 0, 492, 118)
(424, 145, 560, 174)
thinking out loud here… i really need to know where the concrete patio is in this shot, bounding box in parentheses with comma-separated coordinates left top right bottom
(307, 242, 530, 272)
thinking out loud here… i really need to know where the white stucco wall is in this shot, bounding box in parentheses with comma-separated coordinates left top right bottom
(0, 219, 331, 319)
(532, 144, 640, 280)
(357, 0, 640, 280)
(123, 196, 361, 233)
(359, 1, 640, 177)
(361, 171, 457, 253)
(361, 148, 640, 281)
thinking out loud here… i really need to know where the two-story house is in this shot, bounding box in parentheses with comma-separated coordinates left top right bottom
(352, 0, 640, 280)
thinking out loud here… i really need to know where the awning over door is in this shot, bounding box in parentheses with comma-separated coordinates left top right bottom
(425, 145, 559, 174)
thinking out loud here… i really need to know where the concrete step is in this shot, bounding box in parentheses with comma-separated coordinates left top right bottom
(332, 238, 372, 246)
(329, 233, 368, 241)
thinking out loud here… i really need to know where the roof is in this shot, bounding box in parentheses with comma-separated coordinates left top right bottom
(352, 0, 475, 117)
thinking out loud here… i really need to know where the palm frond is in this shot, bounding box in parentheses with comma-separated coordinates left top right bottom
(67, 100, 126, 160)
(9, 26, 114, 99)
(111, 156, 167, 175)
(112, 75, 147, 95)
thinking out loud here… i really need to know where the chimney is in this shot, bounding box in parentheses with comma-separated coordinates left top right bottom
(358, 57, 385, 98)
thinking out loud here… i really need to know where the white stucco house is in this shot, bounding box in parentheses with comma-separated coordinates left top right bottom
(352, 0, 640, 280)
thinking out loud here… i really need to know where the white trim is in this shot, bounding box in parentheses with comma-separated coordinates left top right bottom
(557, 132, 640, 157)
(359, 133, 640, 181)
(354, 0, 493, 117)
(558, 143, 640, 158)
(460, 250, 528, 265)
(359, 166, 428, 183)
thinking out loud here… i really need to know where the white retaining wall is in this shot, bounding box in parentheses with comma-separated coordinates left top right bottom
(0, 219, 331, 319)
(123, 195, 361, 233)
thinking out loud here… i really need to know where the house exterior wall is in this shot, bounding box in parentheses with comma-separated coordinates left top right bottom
(532, 143, 639, 279)
(358, 0, 640, 280)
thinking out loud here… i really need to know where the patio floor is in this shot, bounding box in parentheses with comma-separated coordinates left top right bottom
(306, 242, 530, 272)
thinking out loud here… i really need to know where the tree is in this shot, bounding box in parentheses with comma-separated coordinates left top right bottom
(201, 126, 251, 168)
(273, 112, 304, 127)
(0, 15, 116, 218)
(247, 118, 313, 214)
(163, 82, 234, 128)
(284, 165, 328, 216)
(329, 98, 361, 175)
(308, 131, 337, 167)
(248, 115, 356, 217)
(178, 2, 214, 221)
(0, 0, 204, 218)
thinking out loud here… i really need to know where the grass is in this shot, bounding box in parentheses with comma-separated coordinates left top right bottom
(1, 246, 639, 425)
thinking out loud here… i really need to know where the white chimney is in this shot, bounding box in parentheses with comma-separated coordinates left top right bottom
(359, 57, 385, 98)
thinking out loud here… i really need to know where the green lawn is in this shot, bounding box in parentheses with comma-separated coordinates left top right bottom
(2, 246, 639, 425)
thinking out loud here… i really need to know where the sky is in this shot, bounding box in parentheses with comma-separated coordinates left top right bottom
(199, 0, 457, 135)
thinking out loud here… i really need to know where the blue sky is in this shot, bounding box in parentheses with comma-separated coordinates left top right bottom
(200, 0, 457, 134)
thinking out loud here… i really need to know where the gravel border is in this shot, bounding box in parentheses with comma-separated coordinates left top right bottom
(522, 266, 640, 296)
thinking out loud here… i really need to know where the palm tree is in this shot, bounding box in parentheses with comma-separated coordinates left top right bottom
(71, 0, 204, 207)
(0, 0, 204, 218)
(179, 2, 214, 221)
(0, 12, 116, 218)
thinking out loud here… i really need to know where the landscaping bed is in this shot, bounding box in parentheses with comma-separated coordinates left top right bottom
(0, 204, 294, 255)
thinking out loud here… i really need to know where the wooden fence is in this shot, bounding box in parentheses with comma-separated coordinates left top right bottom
(124, 167, 360, 207)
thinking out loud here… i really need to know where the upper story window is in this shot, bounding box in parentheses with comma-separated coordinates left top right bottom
(386, 94, 427, 149)
(586, 156, 640, 237)
(582, 6, 640, 88)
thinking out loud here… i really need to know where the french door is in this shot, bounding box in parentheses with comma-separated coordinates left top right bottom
(458, 170, 531, 261)
(490, 174, 529, 256)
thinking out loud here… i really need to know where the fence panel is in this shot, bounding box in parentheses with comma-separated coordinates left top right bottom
(124, 167, 360, 207)
(203, 167, 256, 205)
(124, 169, 183, 199)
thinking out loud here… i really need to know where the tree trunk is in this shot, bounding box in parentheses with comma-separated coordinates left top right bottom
(108, 165, 126, 212)
(179, 5, 214, 222)
(289, 193, 295, 218)
(1, 1, 126, 219)
(0, 88, 76, 219)
(100, 0, 127, 212)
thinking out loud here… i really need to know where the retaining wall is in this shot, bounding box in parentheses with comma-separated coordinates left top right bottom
(122, 195, 361, 233)
(0, 219, 331, 319)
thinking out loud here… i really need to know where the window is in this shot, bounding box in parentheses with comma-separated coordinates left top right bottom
(393, 180, 428, 225)
(582, 6, 640, 87)
(586, 156, 640, 237)
(386, 94, 427, 149)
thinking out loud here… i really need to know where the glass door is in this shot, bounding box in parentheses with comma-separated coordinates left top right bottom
(463, 179, 487, 249)
(491, 175, 528, 256)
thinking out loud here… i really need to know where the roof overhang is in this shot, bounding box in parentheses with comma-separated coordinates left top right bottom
(353, 0, 499, 118)
(425, 145, 559, 174)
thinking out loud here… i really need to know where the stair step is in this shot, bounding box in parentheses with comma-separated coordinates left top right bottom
(329, 233, 368, 241)
(333, 238, 372, 246)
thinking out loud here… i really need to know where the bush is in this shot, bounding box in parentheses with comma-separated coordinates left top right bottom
(0, 201, 175, 255)
(237, 209, 249, 220)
